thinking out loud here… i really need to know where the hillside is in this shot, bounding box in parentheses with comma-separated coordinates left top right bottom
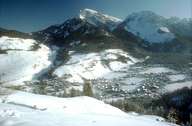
(0, 91, 178, 126)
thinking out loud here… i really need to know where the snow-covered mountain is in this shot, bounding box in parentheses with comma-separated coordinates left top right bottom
(35, 18, 92, 43)
(0, 36, 56, 85)
(0, 91, 178, 126)
(1, 9, 191, 89)
(34, 9, 192, 53)
(34, 9, 122, 45)
(0, 8, 192, 125)
(80, 8, 122, 30)
(120, 11, 175, 43)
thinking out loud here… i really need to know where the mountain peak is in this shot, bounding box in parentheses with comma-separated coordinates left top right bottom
(80, 9, 98, 19)
(121, 10, 175, 43)
(79, 8, 122, 30)
(79, 8, 122, 22)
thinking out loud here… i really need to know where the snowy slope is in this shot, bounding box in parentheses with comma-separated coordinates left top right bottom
(0, 91, 178, 126)
(80, 9, 122, 30)
(0, 36, 35, 50)
(165, 81, 192, 92)
(0, 36, 55, 85)
(36, 9, 122, 43)
(122, 11, 175, 43)
(53, 49, 141, 83)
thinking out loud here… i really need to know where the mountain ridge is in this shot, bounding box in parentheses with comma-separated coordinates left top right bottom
(31, 9, 191, 53)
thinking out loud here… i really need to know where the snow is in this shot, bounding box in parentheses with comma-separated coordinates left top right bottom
(109, 61, 128, 71)
(0, 36, 56, 85)
(80, 9, 98, 16)
(168, 74, 186, 82)
(159, 27, 171, 33)
(140, 67, 175, 74)
(80, 9, 122, 23)
(124, 11, 175, 43)
(80, 8, 122, 30)
(53, 49, 140, 83)
(0, 91, 178, 126)
(0, 36, 35, 50)
(165, 81, 192, 92)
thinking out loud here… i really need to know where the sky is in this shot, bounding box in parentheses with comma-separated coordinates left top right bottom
(0, 0, 191, 33)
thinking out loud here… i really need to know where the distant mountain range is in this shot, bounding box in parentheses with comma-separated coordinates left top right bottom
(0, 9, 192, 126)
(31, 9, 192, 52)
(1, 9, 192, 52)
(0, 9, 191, 98)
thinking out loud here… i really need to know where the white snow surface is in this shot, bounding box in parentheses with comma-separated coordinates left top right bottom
(80, 8, 122, 30)
(124, 11, 175, 43)
(159, 27, 171, 33)
(0, 91, 178, 126)
(0, 36, 35, 50)
(53, 49, 140, 83)
(0, 36, 55, 85)
(165, 81, 192, 92)
(140, 67, 176, 74)
(168, 74, 186, 82)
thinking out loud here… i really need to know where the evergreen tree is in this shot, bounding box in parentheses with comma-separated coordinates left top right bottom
(70, 88, 82, 97)
(83, 80, 93, 97)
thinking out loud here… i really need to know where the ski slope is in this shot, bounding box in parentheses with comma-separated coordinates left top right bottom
(0, 91, 178, 126)
(0, 36, 56, 85)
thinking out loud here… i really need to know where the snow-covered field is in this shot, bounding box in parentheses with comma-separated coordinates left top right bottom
(165, 81, 192, 92)
(167, 74, 186, 82)
(0, 91, 177, 126)
(0, 36, 56, 85)
(53, 49, 140, 83)
(0, 36, 35, 50)
(140, 67, 176, 74)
